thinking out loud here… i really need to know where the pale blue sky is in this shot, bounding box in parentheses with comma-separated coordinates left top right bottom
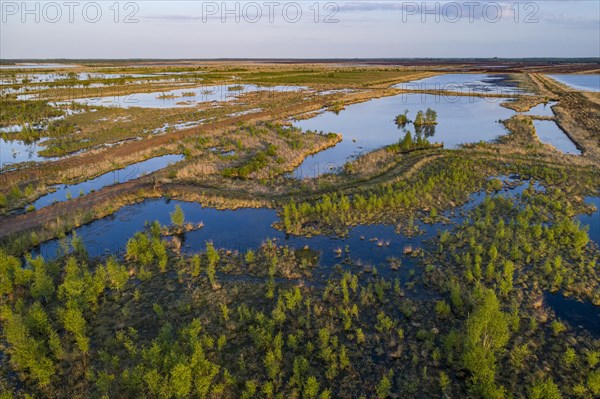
(1, 1, 599, 58)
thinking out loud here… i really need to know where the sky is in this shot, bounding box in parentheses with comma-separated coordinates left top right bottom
(1, 1, 599, 59)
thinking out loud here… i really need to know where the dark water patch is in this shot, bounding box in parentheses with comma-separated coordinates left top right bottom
(544, 292, 600, 338)
(34, 177, 533, 283)
(577, 196, 600, 246)
(35, 198, 435, 281)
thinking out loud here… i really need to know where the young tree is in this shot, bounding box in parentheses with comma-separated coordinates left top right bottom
(106, 257, 129, 291)
(399, 131, 413, 151)
(462, 289, 510, 398)
(529, 378, 562, 399)
(61, 304, 90, 354)
(376, 371, 393, 399)
(205, 242, 219, 288)
(29, 256, 55, 302)
(303, 376, 320, 399)
(170, 205, 185, 229)
(395, 109, 410, 127)
(0, 251, 21, 297)
(414, 110, 425, 126)
(191, 254, 201, 277)
(170, 363, 192, 398)
(2, 309, 55, 386)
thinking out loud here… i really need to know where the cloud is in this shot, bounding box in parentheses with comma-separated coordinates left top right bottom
(336, 0, 598, 27)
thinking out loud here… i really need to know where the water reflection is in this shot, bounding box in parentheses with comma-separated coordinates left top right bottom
(292, 92, 514, 178)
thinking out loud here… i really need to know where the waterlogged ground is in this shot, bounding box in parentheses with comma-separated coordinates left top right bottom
(25, 154, 184, 212)
(32, 178, 600, 337)
(2, 65, 600, 397)
(292, 93, 514, 177)
(35, 179, 537, 272)
(67, 84, 308, 109)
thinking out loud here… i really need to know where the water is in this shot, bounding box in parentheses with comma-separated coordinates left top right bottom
(542, 196, 600, 335)
(0, 125, 26, 133)
(151, 121, 206, 135)
(292, 93, 514, 178)
(533, 120, 580, 155)
(34, 178, 536, 271)
(548, 74, 600, 92)
(26, 154, 184, 211)
(544, 292, 599, 338)
(67, 84, 307, 109)
(0, 73, 81, 84)
(30, 178, 600, 334)
(523, 101, 557, 117)
(393, 73, 525, 95)
(0, 138, 48, 167)
(0, 72, 196, 85)
(36, 198, 440, 276)
(578, 196, 600, 246)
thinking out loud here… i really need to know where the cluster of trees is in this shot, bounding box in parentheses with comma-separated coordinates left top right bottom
(0, 240, 132, 392)
(414, 108, 438, 126)
(394, 108, 438, 136)
(394, 108, 437, 128)
(424, 181, 600, 397)
(125, 227, 169, 275)
(388, 131, 434, 153)
(221, 144, 278, 179)
(413, 109, 438, 136)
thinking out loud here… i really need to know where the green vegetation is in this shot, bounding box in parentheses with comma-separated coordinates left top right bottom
(170, 205, 185, 229)
(221, 146, 276, 178)
(2, 189, 598, 397)
(281, 155, 495, 235)
(388, 130, 435, 153)
(0, 98, 63, 127)
(394, 109, 410, 127)
(1, 64, 600, 398)
(413, 108, 438, 126)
